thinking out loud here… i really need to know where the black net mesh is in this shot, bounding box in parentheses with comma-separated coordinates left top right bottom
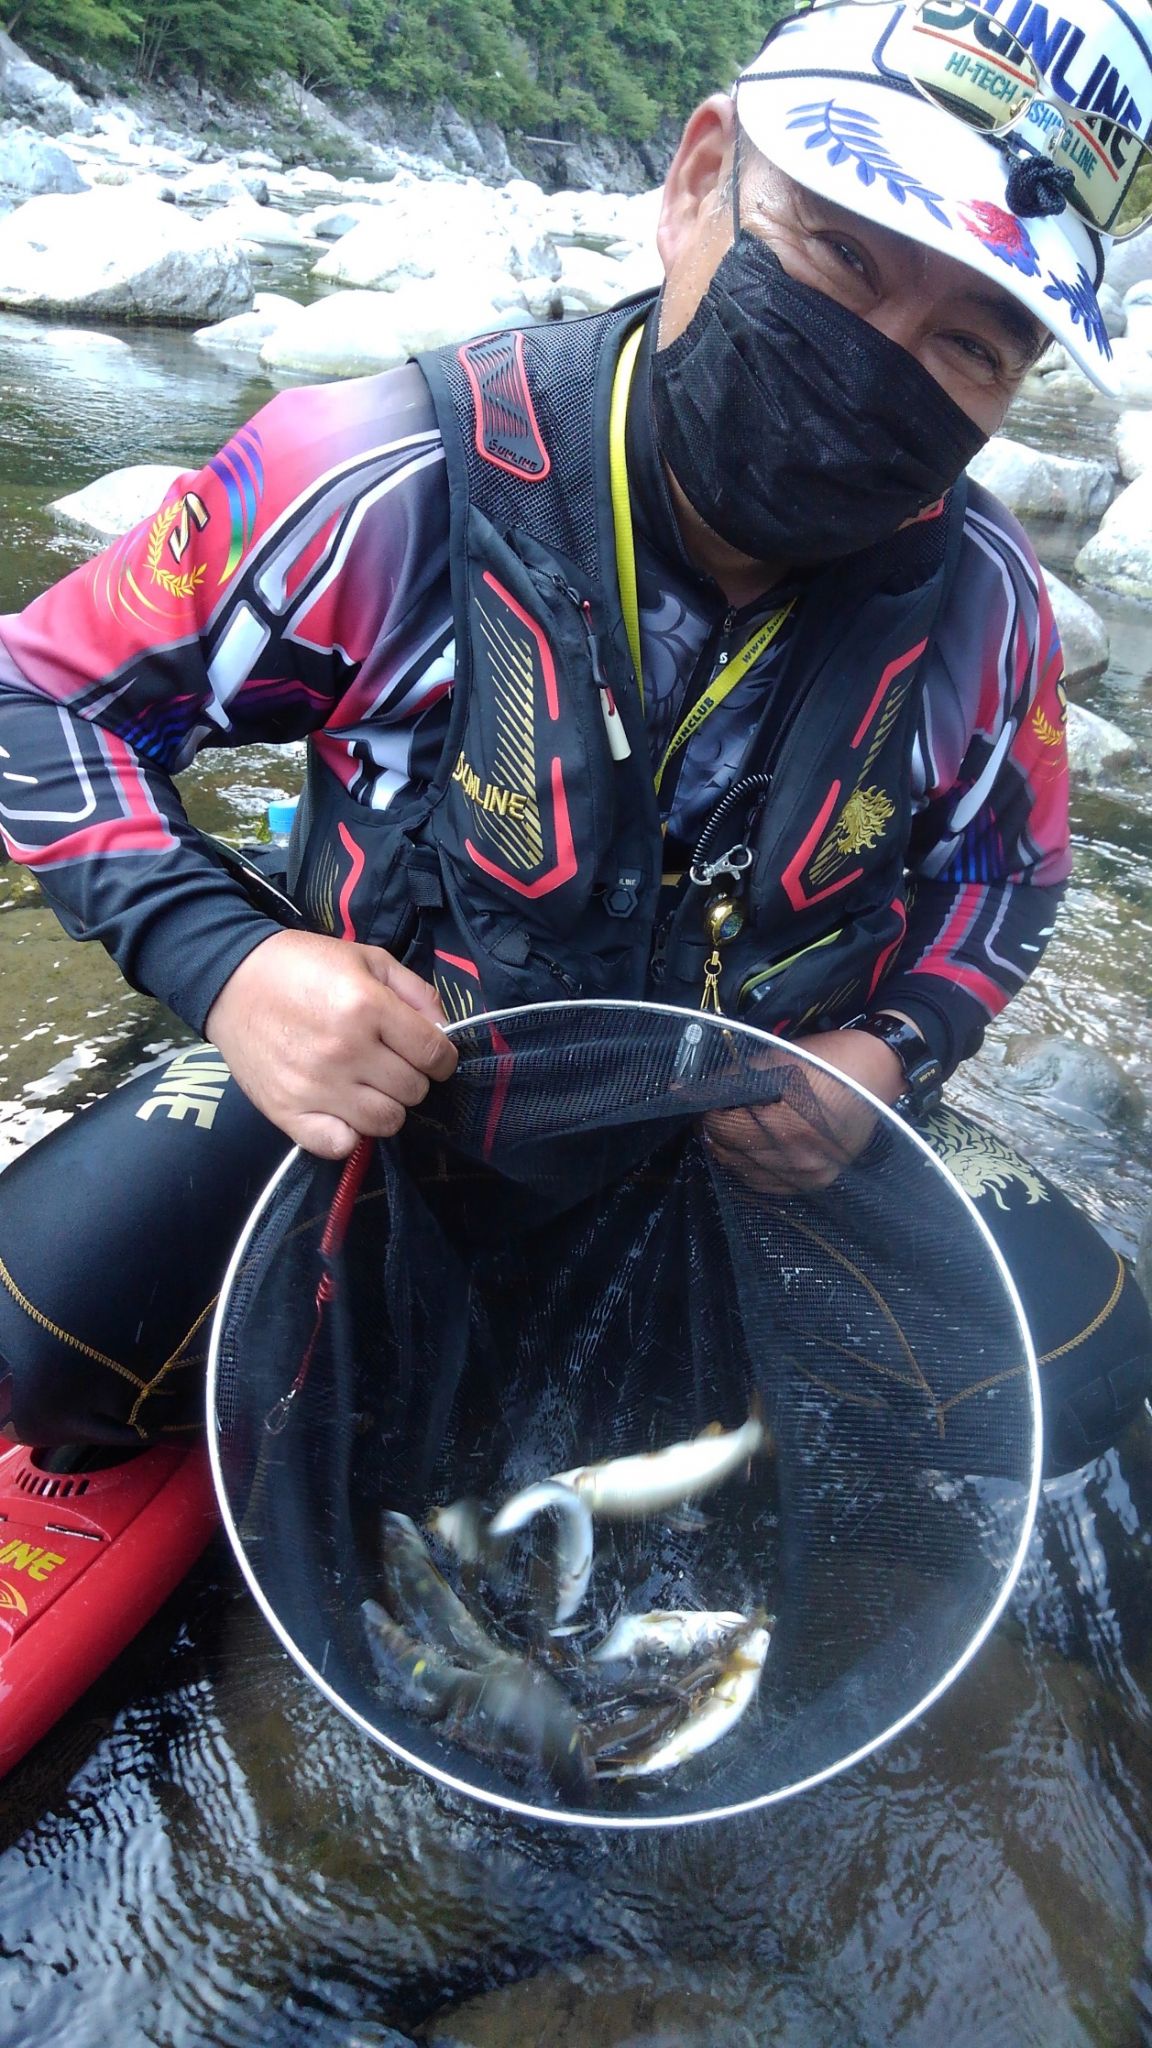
(209, 1003, 1038, 1829)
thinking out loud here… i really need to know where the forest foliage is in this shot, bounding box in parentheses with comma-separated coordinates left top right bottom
(4, 0, 786, 140)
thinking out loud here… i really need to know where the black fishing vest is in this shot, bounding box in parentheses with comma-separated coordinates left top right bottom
(289, 298, 968, 1035)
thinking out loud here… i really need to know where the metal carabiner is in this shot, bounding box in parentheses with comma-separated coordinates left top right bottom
(689, 843, 754, 889)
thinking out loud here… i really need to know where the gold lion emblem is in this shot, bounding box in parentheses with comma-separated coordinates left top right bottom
(832, 785, 895, 857)
(921, 1107, 1050, 1211)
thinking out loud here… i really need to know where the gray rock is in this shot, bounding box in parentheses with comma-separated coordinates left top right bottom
(1116, 410, 1152, 480)
(1066, 700, 1142, 779)
(170, 162, 255, 209)
(298, 203, 382, 241)
(1043, 569, 1110, 685)
(0, 190, 253, 324)
(212, 201, 312, 251)
(193, 296, 304, 353)
(1075, 473, 1152, 600)
(968, 436, 1115, 526)
(0, 28, 92, 137)
(1098, 282, 1127, 339)
(1001, 1033, 1147, 1129)
(1021, 335, 1152, 409)
(0, 125, 89, 197)
(50, 462, 187, 540)
(1105, 222, 1152, 297)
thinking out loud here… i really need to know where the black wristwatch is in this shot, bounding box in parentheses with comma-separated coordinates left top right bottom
(857, 1012, 944, 1123)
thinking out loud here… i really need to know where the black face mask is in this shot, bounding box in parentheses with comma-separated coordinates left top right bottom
(649, 231, 986, 566)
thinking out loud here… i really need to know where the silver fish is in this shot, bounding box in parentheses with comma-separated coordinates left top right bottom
(597, 1615, 773, 1778)
(359, 1598, 596, 1802)
(592, 1609, 749, 1665)
(487, 1478, 595, 1628)
(377, 1510, 508, 1669)
(552, 1408, 768, 1520)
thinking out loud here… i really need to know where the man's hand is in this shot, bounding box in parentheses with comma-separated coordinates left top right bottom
(205, 929, 458, 1158)
(702, 1026, 905, 1194)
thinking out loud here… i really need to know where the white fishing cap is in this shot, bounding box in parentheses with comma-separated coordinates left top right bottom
(734, 0, 1152, 393)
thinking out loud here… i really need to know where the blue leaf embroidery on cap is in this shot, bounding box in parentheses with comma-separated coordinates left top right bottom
(1043, 263, 1113, 359)
(785, 102, 951, 227)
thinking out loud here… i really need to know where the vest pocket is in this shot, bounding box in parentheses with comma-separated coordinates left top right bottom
(437, 512, 616, 935)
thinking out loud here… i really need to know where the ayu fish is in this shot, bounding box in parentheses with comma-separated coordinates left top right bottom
(592, 1608, 749, 1665)
(596, 1614, 773, 1778)
(487, 1478, 595, 1628)
(359, 1598, 596, 1802)
(377, 1510, 508, 1669)
(551, 1406, 768, 1521)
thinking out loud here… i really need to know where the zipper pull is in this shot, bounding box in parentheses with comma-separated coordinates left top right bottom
(715, 607, 737, 669)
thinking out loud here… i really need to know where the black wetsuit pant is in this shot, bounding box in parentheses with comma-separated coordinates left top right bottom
(0, 1042, 1148, 1477)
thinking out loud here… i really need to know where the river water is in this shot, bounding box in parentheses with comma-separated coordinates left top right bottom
(1, 282, 1152, 2047)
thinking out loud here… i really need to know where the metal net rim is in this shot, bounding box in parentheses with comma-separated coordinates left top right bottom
(205, 999, 1043, 1832)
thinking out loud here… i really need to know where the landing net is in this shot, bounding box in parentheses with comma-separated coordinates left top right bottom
(208, 1002, 1039, 1829)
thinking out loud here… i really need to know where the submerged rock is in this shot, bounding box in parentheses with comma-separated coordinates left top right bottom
(1075, 474, 1152, 601)
(193, 293, 304, 354)
(1001, 1033, 1147, 1129)
(0, 190, 252, 323)
(969, 437, 1115, 526)
(1043, 570, 1110, 686)
(50, 463, 186, 540)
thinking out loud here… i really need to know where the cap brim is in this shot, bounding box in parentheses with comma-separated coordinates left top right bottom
(737, 56, 1117, 395)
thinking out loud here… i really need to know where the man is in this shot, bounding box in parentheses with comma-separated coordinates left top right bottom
(0, 0, 1148, 1469)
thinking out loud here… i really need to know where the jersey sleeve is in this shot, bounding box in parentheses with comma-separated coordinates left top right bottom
(877, 485, 1071, 1077)
(0, 367, 450, 1031)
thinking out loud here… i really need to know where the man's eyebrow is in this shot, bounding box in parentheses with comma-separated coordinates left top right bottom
(961, 288, 1047, 363)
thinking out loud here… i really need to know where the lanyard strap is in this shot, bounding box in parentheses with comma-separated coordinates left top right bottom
(609, 322, 646, 704)
(607, 324, 794, 799)
(653, 603, 793, 797)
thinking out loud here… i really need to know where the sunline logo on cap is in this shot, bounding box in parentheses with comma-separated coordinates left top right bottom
(959, 0, 1147, 129)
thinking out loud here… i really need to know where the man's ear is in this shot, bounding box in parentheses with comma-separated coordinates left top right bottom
(656, 96, 738, 275)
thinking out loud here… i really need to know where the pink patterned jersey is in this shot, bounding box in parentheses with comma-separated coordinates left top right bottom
(0, 362, 1069, 1074)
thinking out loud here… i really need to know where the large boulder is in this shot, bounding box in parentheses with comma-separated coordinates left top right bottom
(968, 437, 1115, 526)
(170, 163, 260, 210)
(0, 29, 92, 137)
(0, 190, 252, 324)
(50, 463, 187, 541)
(1075, 473, 1152, 599)
(1116, 409, 1152, 480)
(211, 201, 314, 252)
(1066, 699, 1142, 778)
(1043, 569, 1110, 686)
(259, 280, 528, 377)
(0, 126, 89, 197)
(1104, 221, 1152, 297)
(311, 179, 559, 293)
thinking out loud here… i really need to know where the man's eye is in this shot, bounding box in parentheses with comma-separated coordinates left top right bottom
(953, 335, 1001, 374)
